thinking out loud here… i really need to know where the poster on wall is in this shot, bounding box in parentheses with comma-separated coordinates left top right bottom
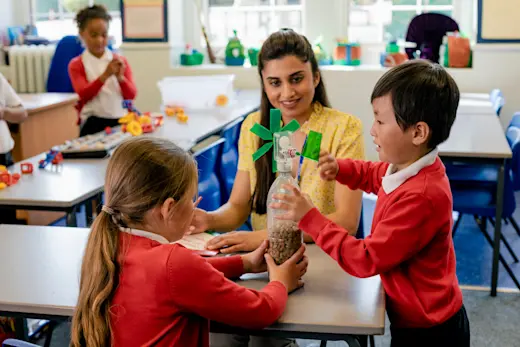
(121, 0, 168, 42)
(478, 0, 520, 43)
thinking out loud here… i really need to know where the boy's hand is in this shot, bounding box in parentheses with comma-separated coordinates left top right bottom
(318, 150, 339, 181)
(241, 240, 269, 273)
(270, 184, 315, 223)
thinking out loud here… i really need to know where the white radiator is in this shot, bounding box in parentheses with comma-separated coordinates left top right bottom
(8, 45, 56, 93)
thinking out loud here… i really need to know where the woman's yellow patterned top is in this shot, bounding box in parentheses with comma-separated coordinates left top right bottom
(238, 102, 365, 231)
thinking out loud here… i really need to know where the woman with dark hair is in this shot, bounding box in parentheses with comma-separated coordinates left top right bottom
(193, 27, 365, 347)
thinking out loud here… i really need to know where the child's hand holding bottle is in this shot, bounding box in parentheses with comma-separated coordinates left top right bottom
(265, 244, 308, 293)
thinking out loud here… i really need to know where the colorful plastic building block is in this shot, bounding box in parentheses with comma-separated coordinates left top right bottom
(216, 94, 229, 107)
(20, 162, 33, 174)
(154, 115, 164, 127)
(126, 121, 143, 136)
(177, 112, 189, 123)
(0, 171, 20, 187)
(39, 150, 62, 169)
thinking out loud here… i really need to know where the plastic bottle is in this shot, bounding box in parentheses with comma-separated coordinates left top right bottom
(266, 131, 303, 265)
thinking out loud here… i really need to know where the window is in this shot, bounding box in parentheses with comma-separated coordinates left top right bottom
(32, 0, 122, 46)
(348, 0, 454, 43)
(204, 0, 304, 47)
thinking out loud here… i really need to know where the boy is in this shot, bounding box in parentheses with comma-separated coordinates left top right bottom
(271, 60, 469, 347)
(0, 72, 27, 224)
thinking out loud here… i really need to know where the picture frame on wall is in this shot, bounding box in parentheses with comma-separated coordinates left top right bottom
(477, 0, 520, 43)
(121, 0, 168, 43)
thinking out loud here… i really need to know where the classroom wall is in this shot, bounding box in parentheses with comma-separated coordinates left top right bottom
(121, 43, 520, 162)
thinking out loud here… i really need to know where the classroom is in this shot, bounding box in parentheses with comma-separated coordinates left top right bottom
(0, 0, 519, 346)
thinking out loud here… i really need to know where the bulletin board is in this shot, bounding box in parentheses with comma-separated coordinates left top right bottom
(477, 0, 520, 43)
(120, 0, 168, 42)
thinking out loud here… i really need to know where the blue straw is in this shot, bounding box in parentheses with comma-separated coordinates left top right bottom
(297, 135, 308, 183)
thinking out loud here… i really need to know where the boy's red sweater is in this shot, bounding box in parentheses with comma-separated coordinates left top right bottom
(299, 157, 462, 328)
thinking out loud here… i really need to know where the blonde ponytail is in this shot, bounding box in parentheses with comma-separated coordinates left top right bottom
(71, 212, 119, 346)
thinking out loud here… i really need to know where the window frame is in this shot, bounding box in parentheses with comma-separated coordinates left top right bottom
(202, 0, 305, 48)
(349, 0, 455, 43)
(31, 0, 122, 45)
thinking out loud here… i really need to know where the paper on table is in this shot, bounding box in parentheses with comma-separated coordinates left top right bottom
(173, 232, 216, 251)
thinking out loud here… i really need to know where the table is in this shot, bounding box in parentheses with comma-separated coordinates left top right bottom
(213, 246, 385, 342)
(0, 155, 107, 227)
(0, 225, 385, 343)
(11, 93, 79, 162)
(460, 92, 491, 101)
(439, 114, 513, 296)
(457, 98, 495, 116)
(0, 90, 260, 227)
(150, 89, 260, 146)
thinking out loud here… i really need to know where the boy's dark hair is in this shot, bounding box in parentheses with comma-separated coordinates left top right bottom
(371, 59, 459, 148)
(75, 5, 112, 31)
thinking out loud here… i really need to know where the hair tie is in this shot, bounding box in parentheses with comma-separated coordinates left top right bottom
(101, 205, 115, 215)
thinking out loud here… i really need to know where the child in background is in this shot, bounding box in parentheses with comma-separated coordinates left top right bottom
(271, 60, 470, 347)
(0, 72, 27, 224)
(70, 137, 308, 347)
(69, 5, 137, 136)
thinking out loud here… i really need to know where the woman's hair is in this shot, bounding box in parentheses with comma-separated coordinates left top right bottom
(70, 137, 197, 346)
(75, 4, 112, 31)
(253, 29, 330, 215)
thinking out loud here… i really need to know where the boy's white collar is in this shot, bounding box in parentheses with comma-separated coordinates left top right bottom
(381, 148, 439, 194)
(119, 226, 169, 244)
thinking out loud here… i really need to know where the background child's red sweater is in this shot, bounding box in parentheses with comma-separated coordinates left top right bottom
(110, 233, 287, 346)
(299, 157, 462, 328)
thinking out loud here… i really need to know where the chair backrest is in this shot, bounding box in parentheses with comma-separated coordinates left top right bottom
(506, 124, 520, 191)
(218, 117, 244, 202)
(221, 116, 244, 152)
(193, 137, 225, 211)
(405, 12, 459, 63)
(46, 35, 84, 92)
(493, 95, 505, 116)
(490, 88, 503, 104)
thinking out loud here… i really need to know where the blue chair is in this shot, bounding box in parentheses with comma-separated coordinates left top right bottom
(218, 117, 244, 203)
(451, 123, 520, 289)
(490, 88, 503, 105)
(2, 340, 40, 347)
(444, 88, 506, 182)
(493, 95, 505, 117)
(46, 36, 84, 93)
(193, 138, 225, 212)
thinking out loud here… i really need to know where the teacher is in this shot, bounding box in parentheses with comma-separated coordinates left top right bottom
(190, 28, 365, 255)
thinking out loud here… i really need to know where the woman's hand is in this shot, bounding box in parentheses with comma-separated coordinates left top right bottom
(206, 230, 267, 254)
